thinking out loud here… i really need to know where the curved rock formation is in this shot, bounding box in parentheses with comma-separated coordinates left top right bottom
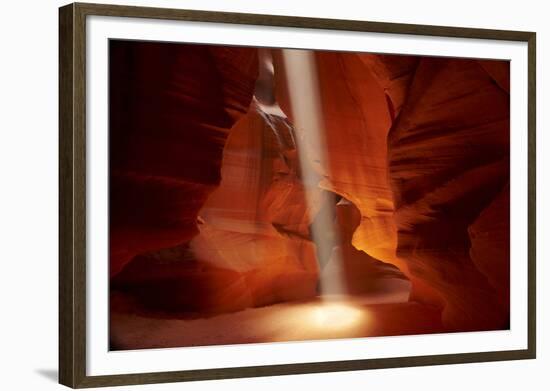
(274, 50, 510, 331)
(189, 104, 321, 309)
(273, 51, 405, 271)
(109, 41, 510, 344)
(385, 57, 510, 330)
(109, 41, 258, 277)
(323, 198, 411, 301)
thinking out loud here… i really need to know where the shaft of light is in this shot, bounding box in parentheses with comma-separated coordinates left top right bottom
(281, 49, 346, 298)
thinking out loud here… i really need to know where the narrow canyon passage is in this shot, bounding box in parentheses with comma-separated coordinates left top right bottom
(109, 40, 510, 349)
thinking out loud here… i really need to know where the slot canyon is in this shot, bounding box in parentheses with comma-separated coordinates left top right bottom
(108, 40, 510, 350)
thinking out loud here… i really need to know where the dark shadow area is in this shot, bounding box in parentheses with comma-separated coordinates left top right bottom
(35, 369, 57, 383)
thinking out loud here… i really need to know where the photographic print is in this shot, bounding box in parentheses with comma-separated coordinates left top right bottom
(108, 40, 510, 351)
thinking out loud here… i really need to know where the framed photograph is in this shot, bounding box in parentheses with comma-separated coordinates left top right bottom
(59, 2, 536, 388)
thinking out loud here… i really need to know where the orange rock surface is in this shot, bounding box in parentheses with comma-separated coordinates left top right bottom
(273, 50, 510, 331)
(109, 41, 258, 277)
(385, 57, 510, 330)
(109, 42, 510, 343)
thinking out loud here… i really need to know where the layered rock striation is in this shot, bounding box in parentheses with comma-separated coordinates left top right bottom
(110, 41, 510, 335)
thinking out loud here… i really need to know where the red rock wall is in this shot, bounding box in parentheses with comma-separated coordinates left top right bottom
(469, 184, 510, 313)
(385, 57, 510, 330)
(109, 42, 510, 332)
(189, 105, 321, 308)
(274, 50, 510, 331)
(112, 105, 323, 314)
(109, 41, 258, 277)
